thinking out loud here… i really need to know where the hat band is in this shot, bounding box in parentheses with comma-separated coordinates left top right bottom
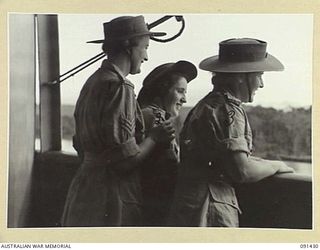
(106, 24, 149, 35)
(104, 27, 150, 40)
(219, 44, 267, 62)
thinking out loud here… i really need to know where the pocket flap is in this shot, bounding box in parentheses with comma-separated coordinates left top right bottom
(208, 181, 242, 213)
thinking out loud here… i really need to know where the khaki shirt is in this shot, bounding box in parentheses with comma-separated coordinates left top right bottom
(62, 60, 145, 227)
(169, 91, 252, 227)
(73, 60, 144, 162)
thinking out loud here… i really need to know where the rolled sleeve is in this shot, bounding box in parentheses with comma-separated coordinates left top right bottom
(221, 137, 251, 154)
(99, 137, 140, 164)
(100, 80, 139, 162)
(200, 101, 252, 156)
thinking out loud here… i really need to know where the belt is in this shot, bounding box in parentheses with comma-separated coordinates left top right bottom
(83, 151, 112, 166)
(181, 157, 233, 185)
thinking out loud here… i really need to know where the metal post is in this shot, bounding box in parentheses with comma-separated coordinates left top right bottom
(37, 14, 61, 152)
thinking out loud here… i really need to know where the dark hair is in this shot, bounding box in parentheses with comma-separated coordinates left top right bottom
(102, 36, 144, 56)
(211, 72, 248, 91)
(138, 73, 184, 107)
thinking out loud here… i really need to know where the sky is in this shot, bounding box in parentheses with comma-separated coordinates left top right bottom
(58, 14, 313, 109)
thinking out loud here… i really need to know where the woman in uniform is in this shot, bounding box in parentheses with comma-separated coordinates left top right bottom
(137, 60, 197, 226)
(169, 38, 295, 227)
(61, 16, 175, 227)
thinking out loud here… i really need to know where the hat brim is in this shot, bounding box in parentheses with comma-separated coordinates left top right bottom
(199, 53, 284, 73)
(87, 31, 166, 44)
(166, 61, 198, 82)
(146, 61, 197, 86)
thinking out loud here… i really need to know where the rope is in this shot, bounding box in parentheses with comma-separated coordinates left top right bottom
(150, 16, 185, 43)
(49, 15, 185, 84)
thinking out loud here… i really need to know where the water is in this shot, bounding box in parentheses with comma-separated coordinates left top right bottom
(61, 139, 75, 153)
(35, 138, 76, 154)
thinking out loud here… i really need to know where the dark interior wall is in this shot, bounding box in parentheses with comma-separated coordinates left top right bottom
(30, 152, 80, 227)
(8, 14, 35, 227)
(237, 173, 312, 229)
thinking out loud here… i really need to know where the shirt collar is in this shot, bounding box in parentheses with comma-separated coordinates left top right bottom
(211, 90, 242, 106)
(101, 60, 134, 88)
(223, 92, 242, 106)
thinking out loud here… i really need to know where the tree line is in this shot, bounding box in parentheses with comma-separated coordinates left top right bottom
(61, 105, 311, 160)
(243, 105, 311, 160)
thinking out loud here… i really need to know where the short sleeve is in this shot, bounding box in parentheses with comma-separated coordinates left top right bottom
(199, 103, 251, 155)
(100, 81, 140, 163)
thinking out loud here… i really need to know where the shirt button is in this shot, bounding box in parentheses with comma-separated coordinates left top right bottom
(208, 161, 212, 167)
(232, 200, 236, 205)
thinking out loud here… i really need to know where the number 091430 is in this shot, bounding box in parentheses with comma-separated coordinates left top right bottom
(300, 244, 319, 248)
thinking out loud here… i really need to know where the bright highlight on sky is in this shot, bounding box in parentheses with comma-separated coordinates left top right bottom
(58, 14, 313, 109)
